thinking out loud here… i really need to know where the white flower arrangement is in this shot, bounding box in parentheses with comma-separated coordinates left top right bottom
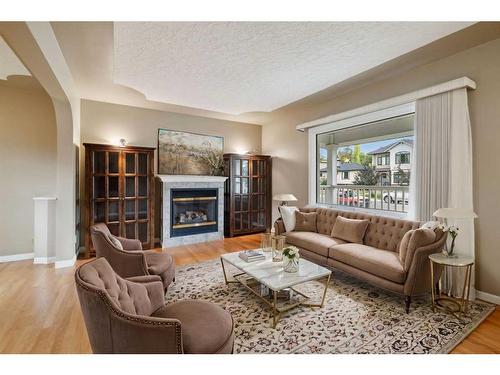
(438, 225, 460, 256)
(282, 246, 300, 260)
(438, 224, 460, 238)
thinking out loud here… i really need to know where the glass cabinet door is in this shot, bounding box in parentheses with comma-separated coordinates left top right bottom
(233, 157, 251, 233)
(249, 158, 267, 231)
(123, 152, 150, 244)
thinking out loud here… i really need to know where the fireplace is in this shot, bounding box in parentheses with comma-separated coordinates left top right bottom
(158, 175, 226, 247)
(171, 188, 218, 237)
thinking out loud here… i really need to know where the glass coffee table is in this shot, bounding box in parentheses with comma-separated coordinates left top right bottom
(220, 250, 332, 328)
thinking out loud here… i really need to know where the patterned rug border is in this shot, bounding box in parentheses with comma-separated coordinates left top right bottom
(172, 258, 495, 354)
(440, 302, 495, 353)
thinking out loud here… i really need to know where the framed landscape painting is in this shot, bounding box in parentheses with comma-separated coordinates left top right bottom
(157, 129, 224, 175)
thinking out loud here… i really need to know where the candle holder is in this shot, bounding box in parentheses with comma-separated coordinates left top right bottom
(260, 232, 272, 252)
(272, 235, 286, 262)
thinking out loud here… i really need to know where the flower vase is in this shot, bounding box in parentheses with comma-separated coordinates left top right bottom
(284, 257, 299, 273)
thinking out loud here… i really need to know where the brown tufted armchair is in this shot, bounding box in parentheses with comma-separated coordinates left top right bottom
(75, 257, 235, 354)
(90, 223, 175, 291)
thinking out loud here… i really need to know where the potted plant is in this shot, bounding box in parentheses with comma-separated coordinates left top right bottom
(282, 246, 300, 273)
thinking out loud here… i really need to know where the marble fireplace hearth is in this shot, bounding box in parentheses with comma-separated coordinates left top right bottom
(158, 175, 227, 247)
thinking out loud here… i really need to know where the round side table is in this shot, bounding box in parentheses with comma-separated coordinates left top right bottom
(429, 253, 474, 315)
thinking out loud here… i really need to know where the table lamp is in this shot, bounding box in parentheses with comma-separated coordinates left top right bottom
(432, 208, 478, 220)
(272, 194, 298, 207)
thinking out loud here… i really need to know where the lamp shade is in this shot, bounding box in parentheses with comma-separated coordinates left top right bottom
(432, 208, 478, 219)
(272, 194, 298, 202)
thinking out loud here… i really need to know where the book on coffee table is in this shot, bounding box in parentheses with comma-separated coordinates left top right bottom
(239, 250, 265, 262)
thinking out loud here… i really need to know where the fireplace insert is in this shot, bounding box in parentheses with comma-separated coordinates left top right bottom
(171, 188, 218, 237)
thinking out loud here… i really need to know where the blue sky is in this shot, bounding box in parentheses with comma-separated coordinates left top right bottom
(319, 136, 414, 159)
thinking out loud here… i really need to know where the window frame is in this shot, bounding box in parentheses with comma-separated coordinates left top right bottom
(395, 151, 410, 164)
(309, 102, 415, 217)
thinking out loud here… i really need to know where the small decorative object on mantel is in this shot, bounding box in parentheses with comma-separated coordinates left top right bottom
(272, 235, 286, 262)
(282, 246, 300, 273)
(157, 128, 224, 176)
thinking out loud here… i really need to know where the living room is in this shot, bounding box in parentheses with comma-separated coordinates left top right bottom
(1, 1, 500, 373)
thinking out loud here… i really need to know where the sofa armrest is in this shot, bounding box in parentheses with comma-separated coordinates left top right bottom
(403, 234, 447, 296)
(108, 310, 182, 353)
(116, 236, 143, 250)
(274, 218, 286, 235)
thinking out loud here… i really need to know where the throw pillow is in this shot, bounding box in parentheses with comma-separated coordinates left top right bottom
(330, 216, 369, 244)
(294, 211, 317, 232)
(108, 234, 124, 250)
(279, 206, 298, 232)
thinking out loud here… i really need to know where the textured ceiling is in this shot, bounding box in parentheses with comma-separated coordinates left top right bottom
(113, 22, 473, 115)
(0, 36, 30, 80)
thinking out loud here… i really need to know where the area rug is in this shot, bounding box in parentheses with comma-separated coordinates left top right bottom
(165, 259, 494, 354)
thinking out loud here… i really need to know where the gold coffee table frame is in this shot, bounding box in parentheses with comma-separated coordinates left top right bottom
(429, 253, 474, 318)
(220, 258, 331, 328)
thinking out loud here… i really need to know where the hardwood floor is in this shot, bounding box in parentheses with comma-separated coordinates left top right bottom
(0, 233, 498, 354)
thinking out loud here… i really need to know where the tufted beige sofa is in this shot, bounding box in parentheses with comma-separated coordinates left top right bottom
(275, 207, 447, 312)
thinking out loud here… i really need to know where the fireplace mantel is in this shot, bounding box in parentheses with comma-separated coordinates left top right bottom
(157, 175, 228, 183)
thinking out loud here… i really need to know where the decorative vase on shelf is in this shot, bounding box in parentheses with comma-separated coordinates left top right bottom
(284, 256, 299, 273)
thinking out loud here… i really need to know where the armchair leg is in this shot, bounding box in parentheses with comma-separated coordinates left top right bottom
(405, 295, 411, 314)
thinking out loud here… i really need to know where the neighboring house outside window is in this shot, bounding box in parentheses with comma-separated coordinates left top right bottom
(369, 138, 413, 186)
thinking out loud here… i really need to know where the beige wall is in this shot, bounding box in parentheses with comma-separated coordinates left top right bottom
(80, 99, 262, 170)
(263, 37, 500, 297)
(79, 99, 262, 244)
(0, 84, 57, 256)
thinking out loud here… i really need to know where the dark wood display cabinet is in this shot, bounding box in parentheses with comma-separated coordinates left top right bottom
(223, 153, 272, 237)
(83, 143, 155, 257)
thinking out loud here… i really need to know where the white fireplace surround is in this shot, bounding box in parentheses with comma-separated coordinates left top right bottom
(157, 175, 227, 247)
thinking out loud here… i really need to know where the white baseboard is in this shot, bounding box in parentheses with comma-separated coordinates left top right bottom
(0, 252, 34, 263)
(33, 256, 56, 264)
(55, 254, 77, 269)
(476, 290, 500, 305)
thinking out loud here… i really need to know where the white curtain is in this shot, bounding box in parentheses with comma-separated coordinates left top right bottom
(411, 88, 475, 299)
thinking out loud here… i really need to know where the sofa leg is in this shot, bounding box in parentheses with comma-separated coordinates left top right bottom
(405, 295, 411, 314)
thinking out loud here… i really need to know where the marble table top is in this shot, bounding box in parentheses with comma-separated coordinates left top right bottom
(221, 249, 331, 291)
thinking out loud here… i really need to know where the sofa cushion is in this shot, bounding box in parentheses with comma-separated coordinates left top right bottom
(279, 206, 298, 232)
(330, 216, 369, 244)
(285, 231, 345, 257)
(302, 207, 420, 252)
(152, 300, 234, 354)
(294, 211, 317, 232)
(330, 243, 406, 283)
